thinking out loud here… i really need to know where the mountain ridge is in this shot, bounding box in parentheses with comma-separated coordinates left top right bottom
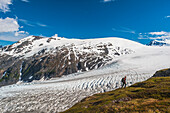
(0, 35, 143, 87)
(147, 38, 170, 46)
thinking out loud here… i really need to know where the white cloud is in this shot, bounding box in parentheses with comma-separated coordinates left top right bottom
(149, 31, 167, 35)
(19, 19, 47, 27)
(0, 17, 20, 32)
(112, 27, 136, 34)
(0, 17, 29, 41)
(15, 31, 29, 36)
(37, 23, 47, 27)
(165, 15, 170, 18)
(103, 0, 115, 3)
(0, 0, 29, 13)
(138, 31, 170, 40)
(0, 0, 30, 41)
(149, 35, 170, 40)
(21, 0, 29, 2)
(19, 19, 35, 27)
(0, 32, 28, 41)
(0, 0, 12, 13)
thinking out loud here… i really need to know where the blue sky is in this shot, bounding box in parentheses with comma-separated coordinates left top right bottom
(1, 0, 170, 45)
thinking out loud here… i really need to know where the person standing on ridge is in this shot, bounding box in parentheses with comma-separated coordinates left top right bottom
(121, 76, 126, 88)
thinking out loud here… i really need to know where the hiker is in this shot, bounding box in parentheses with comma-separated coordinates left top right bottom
(121, 76, 126, 88)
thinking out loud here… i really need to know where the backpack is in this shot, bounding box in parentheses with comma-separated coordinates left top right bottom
(121, 78, 124, 82)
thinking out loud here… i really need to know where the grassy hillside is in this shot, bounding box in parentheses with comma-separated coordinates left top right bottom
(63, 76, 170, 113)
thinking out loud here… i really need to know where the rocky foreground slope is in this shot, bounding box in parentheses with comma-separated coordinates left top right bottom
(0, 36, 140, 86)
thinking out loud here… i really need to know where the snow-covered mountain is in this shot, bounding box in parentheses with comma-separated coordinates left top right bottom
(147, 39, 170, 46)
(0, 35, 170, 113)
(0, 35, 143, 86)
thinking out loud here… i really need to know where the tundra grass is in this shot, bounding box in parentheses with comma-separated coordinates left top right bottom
(63, 77, 170, 113)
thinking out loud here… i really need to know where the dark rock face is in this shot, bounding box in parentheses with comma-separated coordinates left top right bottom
(32, 36, 43, 41)
(0, 55, 22, 86)
(18, 46, 112, 83)
(153, 68, 170, 77)
(147, 41, 166, 46)
(147, 39, 170, 46)
(0, 48, 111, 86)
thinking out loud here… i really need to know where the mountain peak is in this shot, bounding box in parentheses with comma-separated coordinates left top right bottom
(147, 38, 170, 46)
(0, 36, 143, 86)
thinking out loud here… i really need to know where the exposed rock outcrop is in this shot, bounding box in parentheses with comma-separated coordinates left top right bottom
(153, 68, 170, 77)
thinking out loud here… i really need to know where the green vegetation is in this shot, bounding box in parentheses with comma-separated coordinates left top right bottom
(22, 65, 32, 78)
(0, 72, 19, 83)
(63, 77, 170, 113)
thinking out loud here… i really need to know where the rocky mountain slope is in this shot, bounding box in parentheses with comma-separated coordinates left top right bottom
(0, 35, 142, 86)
